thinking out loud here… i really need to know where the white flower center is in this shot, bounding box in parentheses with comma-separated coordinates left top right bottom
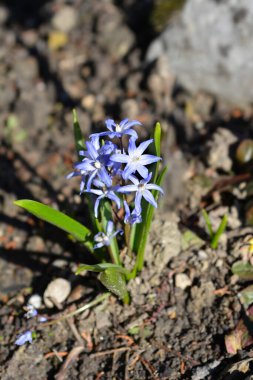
(132, 155, 140, 162)
(94, 160, 102, 169)
(138, 183, 146, 192)
(115, 124, 122, 132)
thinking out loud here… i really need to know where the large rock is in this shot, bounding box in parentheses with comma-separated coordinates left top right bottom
(146, 0, 253, 107)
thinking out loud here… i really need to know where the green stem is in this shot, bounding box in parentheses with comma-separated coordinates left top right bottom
(41, 293, 110, 327)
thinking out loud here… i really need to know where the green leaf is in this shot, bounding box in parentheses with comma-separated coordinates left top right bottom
(73, 109, 85, 160)
(14, 200, 93, 252)
(98, 269, 129, 302)
(154, 122, 161, 158)
(76, 263, 130, 275)
(100, 200, 121, 265)
(211, 214, 227, 249)
(201, 209, 214, 238)
(131, 165, 168, 275)
(239, 285, 253, 308)
(232, 261, 253, 280)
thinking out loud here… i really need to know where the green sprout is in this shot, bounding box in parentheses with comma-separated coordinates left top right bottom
(201, 209, 228, 249)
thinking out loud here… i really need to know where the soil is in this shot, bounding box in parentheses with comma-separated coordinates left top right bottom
(1, 1, 253, 379)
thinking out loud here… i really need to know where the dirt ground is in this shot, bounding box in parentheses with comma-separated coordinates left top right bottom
(1, 1, 253, 379)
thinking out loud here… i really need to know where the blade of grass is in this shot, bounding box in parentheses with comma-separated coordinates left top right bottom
(201, 209, 214, 239)
(211, 214, 228, 249)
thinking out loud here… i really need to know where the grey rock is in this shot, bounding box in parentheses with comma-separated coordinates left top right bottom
(147, 0, 253, 107)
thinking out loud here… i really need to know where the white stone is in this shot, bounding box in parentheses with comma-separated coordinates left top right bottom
(44, 278, 71, 308)
(27, 294, 42, 309)
(175, 273, 192, 290)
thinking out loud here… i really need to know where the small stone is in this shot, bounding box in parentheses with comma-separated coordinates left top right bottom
(27, 294, 42, 309)
(175, 273, 192, 290)
(81, 94, 96, 110)
(52, 6, 78, 33)
(44, 278, 71, 308)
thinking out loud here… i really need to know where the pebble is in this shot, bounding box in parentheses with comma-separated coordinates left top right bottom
(27, 294, 42, 309)
(175, 273, 192, 290)
(81, 94, 96, 110)
(52, 6, 78, 33)
(43, 278, 71, 308)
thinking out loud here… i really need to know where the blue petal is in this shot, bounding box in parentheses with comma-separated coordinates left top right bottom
(117, 184, 138, 193)
(136, 165, 148, 178)
(110, 153, 129, 163)
(146, 183, 164, 194)
(119, 118, 129, 128)
(107, 221, 114, 235)
(98, 167, 111, 187)
(15, 331, 33, 346)
(86, 141, 99, 160)
(143, 190, 157, 208)
(123, 163, 136, 179)
(94, 242, 104, 249)
(108, 193, 121, 209)
(134, 192, 143, 214)
(139, 154, 161, 166)
(124, 129, 138, 139)
(105, 119, 116, 132)
(86, 171, 97, 190)
(128, 137, 137, 156)
(123, 120, 142, 129)
(135, 139, 153, 156)
(74, 161, 94, 171)
(94, 195, 103, 218)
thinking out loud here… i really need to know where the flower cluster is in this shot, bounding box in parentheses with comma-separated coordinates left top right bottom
(68, 118, 163, 248)
(14, 304, 47, 346)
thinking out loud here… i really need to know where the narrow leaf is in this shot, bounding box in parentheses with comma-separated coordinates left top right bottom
(211, 214, 227, 249)
(132, 165, 168, 273)
(201, 209, 214, 238)
(154, 122, 161, 158)
(14, 200, 93, 252)
(73, 109, 85, 160)
(100, 200, 121, 265)
(76, 263, 130, 275)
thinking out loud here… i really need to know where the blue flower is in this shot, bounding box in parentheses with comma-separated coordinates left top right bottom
(86, 179, 121, 218)
(38, 316, 48, 323)
(69, 140, 111, 190)
(111, 137, 161, 179)
(66, 171, 86, 194)
(118, 173, 163, 214)
(15, 330, 33, 346)
(94, 221, 123, 249)
(24, 305, 38, 319)
(123, 201, 142, 225)
(91, 118, 142, 140)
